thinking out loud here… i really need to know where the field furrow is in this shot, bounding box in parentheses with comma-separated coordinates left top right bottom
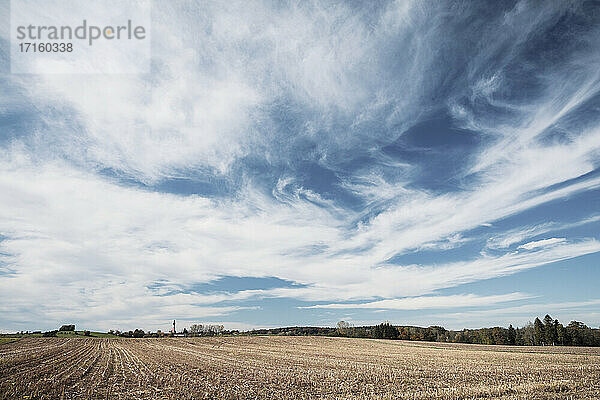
(1, 336, 599, 399)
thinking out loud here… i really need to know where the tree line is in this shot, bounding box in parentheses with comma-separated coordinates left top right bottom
(244, 315, 600, 346)
(106, 324, 239, 338)
(36, 314, 599, 346)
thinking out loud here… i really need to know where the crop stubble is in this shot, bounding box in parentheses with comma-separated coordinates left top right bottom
(1, 336, 599, 399)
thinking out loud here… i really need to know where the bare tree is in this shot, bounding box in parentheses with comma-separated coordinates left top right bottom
(189, 324, 203, 336)
(337, 321, 351, 336)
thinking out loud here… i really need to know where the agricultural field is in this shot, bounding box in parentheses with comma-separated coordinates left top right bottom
(1, 336, 599, 399)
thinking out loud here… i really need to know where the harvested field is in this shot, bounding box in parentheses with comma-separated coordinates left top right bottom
(1, 336, 599, 399)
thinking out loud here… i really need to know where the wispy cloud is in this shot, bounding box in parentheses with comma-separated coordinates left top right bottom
(302, 292, 534, 310)
(437, 299, 600, 327)
(518, 238, 566, 250)
(487, 215, 600, 249)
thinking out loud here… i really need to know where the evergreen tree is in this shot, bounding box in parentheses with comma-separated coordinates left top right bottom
(515, 327, 525, 345)
(372, 322, 398, 339)
(556, 321, 567, 345)
(534, 318, 544, 345)
(567, 321, 586, 346)
(507, 324, 516, 345)
(543, 315, 557, 345)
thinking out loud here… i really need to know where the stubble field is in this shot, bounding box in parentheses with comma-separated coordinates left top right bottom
(1, 336, 599, 399)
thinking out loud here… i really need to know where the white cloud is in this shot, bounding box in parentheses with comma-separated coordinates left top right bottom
(2, 150, 599, 331)
(1, 1, 430, 182)
(518, 238, 567, 250)
(435, 299, 600, 329)
(487, 216, 600, 249)
(303, 292, 534, 310)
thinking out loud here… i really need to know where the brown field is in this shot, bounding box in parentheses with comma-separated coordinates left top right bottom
(1, 336, 600, 399)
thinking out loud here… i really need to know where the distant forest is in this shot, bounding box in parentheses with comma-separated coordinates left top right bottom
(27, 314, 600, 346)
(246, 315, 600, 347)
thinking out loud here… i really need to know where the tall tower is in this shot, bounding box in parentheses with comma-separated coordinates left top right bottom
(172, 319, 176, 334)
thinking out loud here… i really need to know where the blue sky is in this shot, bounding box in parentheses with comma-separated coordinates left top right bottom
(1, 0, 600, 332)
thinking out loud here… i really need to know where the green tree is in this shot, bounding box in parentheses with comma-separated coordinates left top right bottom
(543, 315, 557, 345)
(556, 321, 567, 345)
(372, 322, 398, 339)
(567, 321, 586, 346)
(59, 324, 75, 332)
(132, 329, 145, 338)
(507, 325, 516, 345)
(534, 318, 544, 345)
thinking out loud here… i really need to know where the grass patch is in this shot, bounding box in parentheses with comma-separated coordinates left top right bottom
(0, 337, 19, 345)
(0, 331, 119, 339)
